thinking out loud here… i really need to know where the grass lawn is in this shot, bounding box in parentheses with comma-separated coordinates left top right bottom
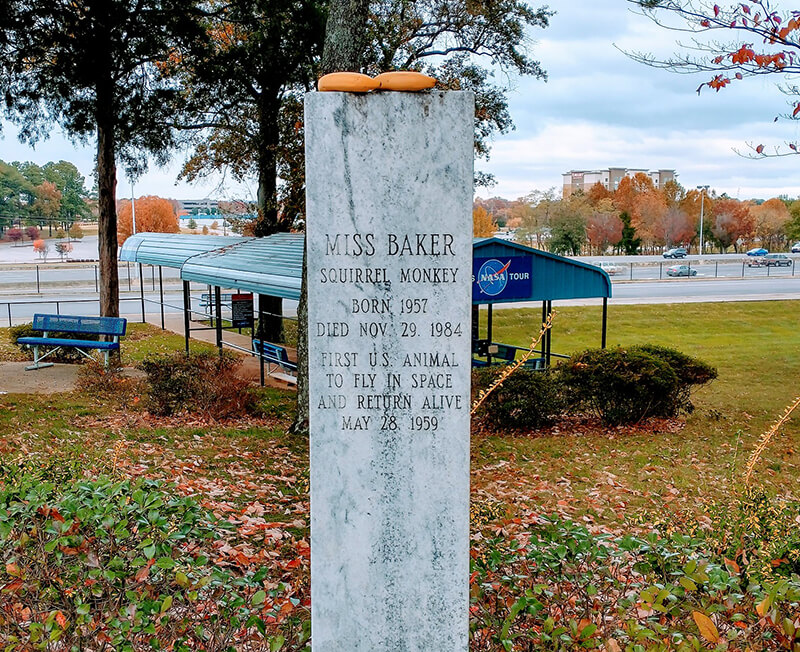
(1, 300, 797, 532)
(472, 300, 800, 528)
(1, 302, 799, 649)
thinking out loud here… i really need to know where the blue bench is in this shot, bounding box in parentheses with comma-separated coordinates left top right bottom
(199, 293, 234, 310)
(472, 340, 546, 370)
(17, 314, 127, 371)
(252, 338, 297, 384)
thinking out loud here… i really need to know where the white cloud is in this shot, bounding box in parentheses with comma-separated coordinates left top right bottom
(3, 0, 799, 202)
(476, 0, 800, 201)
(477, 119, 800, 201)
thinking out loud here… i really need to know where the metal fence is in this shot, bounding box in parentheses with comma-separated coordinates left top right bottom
(0, 262, 182, 294)
(605, 259, 798, 281)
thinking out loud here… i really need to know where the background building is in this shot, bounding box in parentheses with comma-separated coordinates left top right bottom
(178, 199, 220, 216)
(562, 168, 676, 196)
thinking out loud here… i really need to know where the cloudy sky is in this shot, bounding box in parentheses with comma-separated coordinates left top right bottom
(1, 0, 798, 203)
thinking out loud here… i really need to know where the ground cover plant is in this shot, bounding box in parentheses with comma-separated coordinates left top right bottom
(0, 302, 799, 649)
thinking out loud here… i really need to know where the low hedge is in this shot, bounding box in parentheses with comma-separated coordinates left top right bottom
(473, 344, 716, 428)
(556, 345, 717, 425)
(472, 367, 565, 431)
(138, 350, 259, 419)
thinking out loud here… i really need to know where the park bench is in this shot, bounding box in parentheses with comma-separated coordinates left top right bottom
(472, 339, 546, 370)
(252, 338, 297, 385)
(17, 313, 127, 371)
(199, 293, 234, 310)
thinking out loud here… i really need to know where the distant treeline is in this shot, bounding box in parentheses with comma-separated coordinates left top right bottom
(475, 177, 800, 255)
(0, 158, 94, 235)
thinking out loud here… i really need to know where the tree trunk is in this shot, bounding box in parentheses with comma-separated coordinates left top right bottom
(96, 88, 119, 318)
(320, 0, 370, 74)
(254, 91, 284, 343)
(289, 242, 309, 435)
(290, 0, 371, 436)
(255, 93, 281, 236)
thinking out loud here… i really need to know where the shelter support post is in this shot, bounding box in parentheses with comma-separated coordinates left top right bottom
(546, 300, 552, 368)
(471, 304, 479, 366)
(139, 263, 145, 323)
(486, 304, 493, 366)
(215, 286, 223, 360)
(257, 294, 266, 387)
(541, 302, 547, 358)
(182, 280, 191, 355)
(601, 298, 608, 349)
(159, 266, 165, 330)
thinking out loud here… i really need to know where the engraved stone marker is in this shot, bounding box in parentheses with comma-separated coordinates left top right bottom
(305, 91, 474, 651)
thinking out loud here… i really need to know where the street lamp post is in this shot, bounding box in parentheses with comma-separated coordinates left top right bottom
(697, 185, 709, 255)
(131, 182, 137, 235)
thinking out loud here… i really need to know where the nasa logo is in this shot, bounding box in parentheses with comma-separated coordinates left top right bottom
(477, 259, 511, 296)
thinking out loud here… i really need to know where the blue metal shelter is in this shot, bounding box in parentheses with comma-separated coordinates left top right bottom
(120, 233, 612, 373)
(470, 238, 612, 367)
(472, 238, 611, 303)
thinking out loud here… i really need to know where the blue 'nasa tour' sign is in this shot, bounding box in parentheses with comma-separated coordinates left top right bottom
(472, 256, 533, 302)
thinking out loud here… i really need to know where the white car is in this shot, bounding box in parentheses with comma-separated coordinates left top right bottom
(592, 261, 622, 275)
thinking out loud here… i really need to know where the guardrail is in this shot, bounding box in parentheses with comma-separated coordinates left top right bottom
(0, 296, 146, 327)
(604, 258, 798, 281)
(0, 262, 182, 293)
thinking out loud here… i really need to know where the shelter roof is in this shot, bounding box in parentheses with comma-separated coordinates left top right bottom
(119, 233, 611, 303)
(119, 233, 251, 268)
(472, 238, 611, 303)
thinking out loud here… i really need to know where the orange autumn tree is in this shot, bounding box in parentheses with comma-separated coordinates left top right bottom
(33, 180, 62, 219)
(473, 205, 496, 237)
(587, 181, 612, 206)
(712, 198, 754, 252)
(750, 197, 791, 250)
(117, 196, 179, 244)
(586, 198, 623, 254)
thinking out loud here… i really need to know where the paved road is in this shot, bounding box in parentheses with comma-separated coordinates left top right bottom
(487, 276, 800, 309)
(610, 277, 800, 304)
(1, 258, 797, 292)
(0, 235, 100, 264)
(1, 276, 798, 325)
(596, 259, 796, 282)
(575, 251, 800, 264)
(0, 263, 182, 290)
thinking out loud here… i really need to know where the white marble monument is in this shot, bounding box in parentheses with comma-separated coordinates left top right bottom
(306, 90, 474, 651)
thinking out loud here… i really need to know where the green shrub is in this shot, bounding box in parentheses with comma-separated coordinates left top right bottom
(557, 345, 716, 425)
(138, 349, 258, 419)
(75, 361, 142, 406)
(472, 367, 565, 430)
(9, 322, 95, 363)
(0, 473, 295, 651)
(633, 343, 718, 414)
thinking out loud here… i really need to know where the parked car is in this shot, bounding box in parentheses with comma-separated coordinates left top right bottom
(663, 247, 688, 259)
(746, 247, 768, 256)
(762, 253, 792, 267)
(592, 261, 622, 275)
(791, 242, 800, 253)
(666, 264, 697, 277)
